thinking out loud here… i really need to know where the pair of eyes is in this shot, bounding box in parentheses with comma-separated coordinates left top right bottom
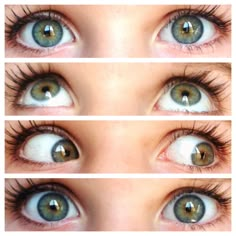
(14, 128, 217, 171)
(21, 186, 220, 230)
(7, 7, 224, 56)
(10, 74, 217, 114)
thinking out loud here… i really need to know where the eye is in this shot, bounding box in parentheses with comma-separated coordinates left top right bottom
(156, 82, 216, 113)
(18, 75, 73, 107)
(159, 14, 216, 45)
(162, 192, 218, 224)
(20, 133, 79, 163)
(164, 135, 215, 167)
(22, 191, 79, 223)
(6, 10, 76, 51)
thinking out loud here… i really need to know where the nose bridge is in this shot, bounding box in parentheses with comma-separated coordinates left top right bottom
(85, 6, 140, 57)
(83, 122, 141, 173)
(89, 179, 147, 230)
(82, 67, 138, 115)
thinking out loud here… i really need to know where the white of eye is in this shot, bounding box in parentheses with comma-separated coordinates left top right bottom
(22, 191, 79, 223)
(162, 193, 218, 224)
(159, 16, 216, 45)
(20, 133, 67, 162)
(18, 80, 73, 107)
(157, 85, 215, 113)
(166, 135, 214, 166)
(17, 20, 74, 49)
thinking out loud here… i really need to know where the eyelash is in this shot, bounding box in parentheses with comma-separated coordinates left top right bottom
(160, 122, 231, 173)
(5, 6, 74, 53)
(5, 179, 231, 230)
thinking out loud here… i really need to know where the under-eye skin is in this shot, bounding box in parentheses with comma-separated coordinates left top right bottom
(5, 7, 76, 55)
(5, 121, 80, 165)
(6, 64, 74, 108)
(154, 70, 229, 115)
(158, 5, 231, 53)
(161, 184, 231, 230)
(5, 180, 81, 228)
(157, 124, 230, 173)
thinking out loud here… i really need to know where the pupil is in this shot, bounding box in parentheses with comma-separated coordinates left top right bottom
(49, 199, 60, 211)
(44, 25, 54, 37)
(185, 201, 194, 213)
(42, 86, 50, 93)
(182, 91, 189, 97)
(200, 152, 206, 160)
(182, 21, 192, 33)
(64, 149, 70, 157)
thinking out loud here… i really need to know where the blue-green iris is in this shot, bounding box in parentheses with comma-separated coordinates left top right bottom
(171, 83, 201, 106)
(191, 142, 214, 166)
(30, 79, 60, 101)
(172, 16, 203, 44)
(37, 193, 69, 221)
(52, 139, 79, 162)
(174, 195, 205, 223)
(32, 20, 63, 47)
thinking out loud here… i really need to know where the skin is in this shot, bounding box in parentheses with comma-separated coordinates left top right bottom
(5, 120, 231, 173)
(5, 63, 231, 116)
(5, 178, 231, 231)
(5, 5, 231, 58)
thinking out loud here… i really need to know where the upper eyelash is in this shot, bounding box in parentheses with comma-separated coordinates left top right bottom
(168, 5, 231, 33)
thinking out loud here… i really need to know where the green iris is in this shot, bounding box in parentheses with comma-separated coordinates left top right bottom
(52, 139, 79, 162)
(38, 193, 69, 221)
(174, 195, 205, 223)
(172, 16, 203, 44)
(191, 142, 214, 166)
(31, 79, 60, 101)
(171, 83, 201, 106)
(32, 20, 63, 47)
